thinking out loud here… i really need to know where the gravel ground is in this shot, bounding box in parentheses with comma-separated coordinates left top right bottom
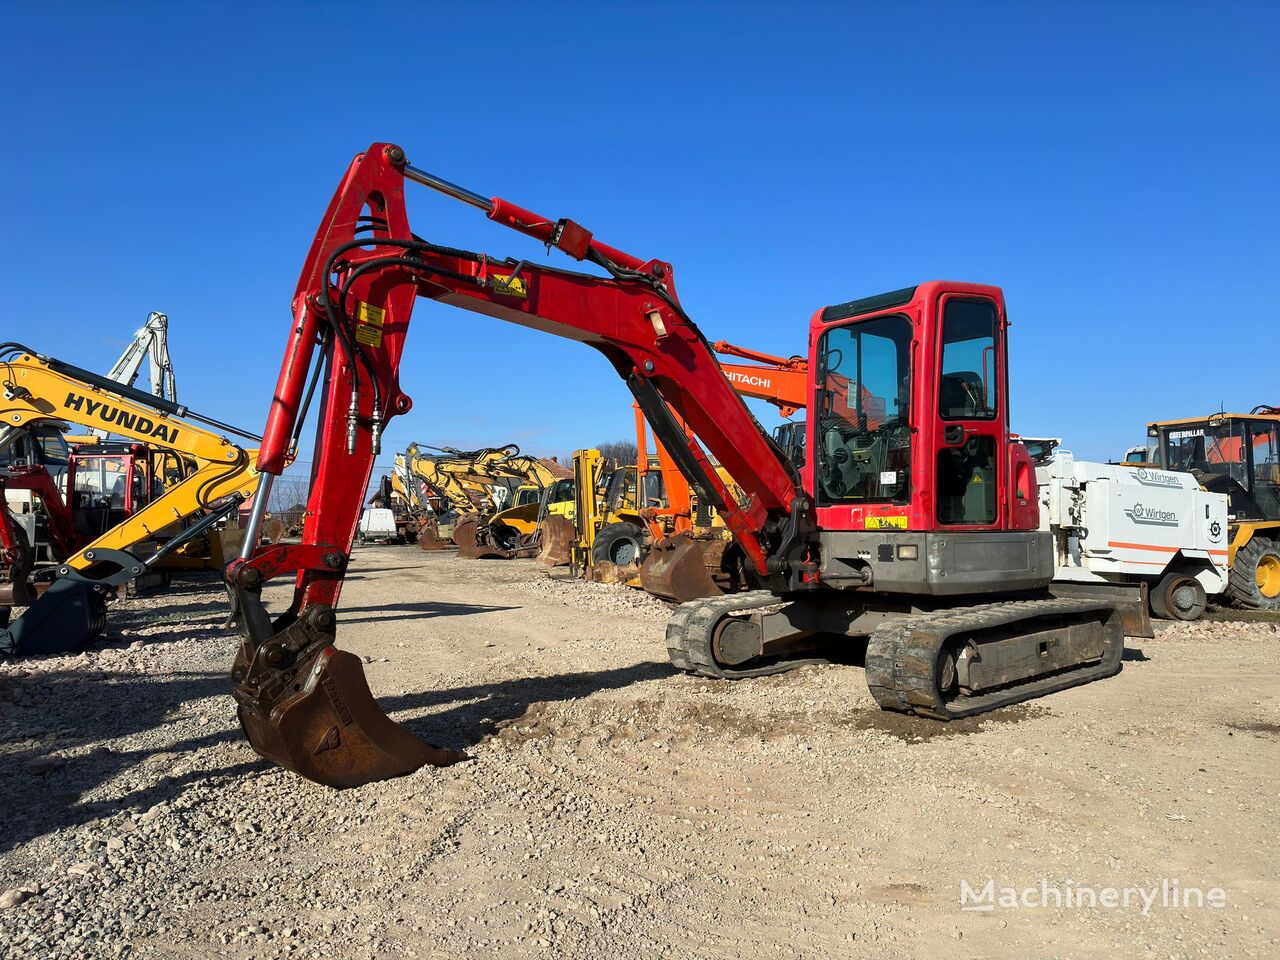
(1, 547, 1277, 959)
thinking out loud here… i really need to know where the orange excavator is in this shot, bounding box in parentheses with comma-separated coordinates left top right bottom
(226, 143, 1129, 788)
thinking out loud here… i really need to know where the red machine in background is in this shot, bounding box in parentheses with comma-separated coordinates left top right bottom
(0, 438, 172, 630)
(226, 143, 1130, 788)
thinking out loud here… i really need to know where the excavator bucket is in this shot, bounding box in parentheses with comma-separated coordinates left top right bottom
(453, 516, 493, 559)
(536, 515, 574, 566)
(640, 534, 726, 603)
(453, 516, 524, 559)
(236, 647, 466, 788)
(415, 516, 452, 551)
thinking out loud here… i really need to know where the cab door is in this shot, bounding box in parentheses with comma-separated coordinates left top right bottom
(931, 292, 1007, 530)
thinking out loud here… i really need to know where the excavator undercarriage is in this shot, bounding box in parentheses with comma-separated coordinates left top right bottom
(665, 590, 1124, 716)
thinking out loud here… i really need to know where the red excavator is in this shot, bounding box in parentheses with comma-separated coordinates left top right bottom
(226, 143, 1130, 788)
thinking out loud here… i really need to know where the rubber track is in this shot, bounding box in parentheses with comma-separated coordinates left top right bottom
(864, 597, 1125, 720)
(665, 591, 830, 679)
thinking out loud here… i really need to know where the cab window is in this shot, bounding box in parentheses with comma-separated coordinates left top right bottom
(549, 479, 574, 503)
(814, 315, 912, 505)
(1251, 422, 1280, 518)
(939, 299, 998, 420)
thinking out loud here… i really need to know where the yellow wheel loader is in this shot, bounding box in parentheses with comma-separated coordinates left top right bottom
(555, 447, 655, 583)
(1146, 407, 1280, 610)
(0, 344, 259, 655)
(554, 404, 747, 600)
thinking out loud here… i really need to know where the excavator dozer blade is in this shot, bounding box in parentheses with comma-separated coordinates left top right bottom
(640, 534, 726, 603)
(536, 516, 575, 567)
(415, 517, 452, 551)
(237, 647, 466, 788)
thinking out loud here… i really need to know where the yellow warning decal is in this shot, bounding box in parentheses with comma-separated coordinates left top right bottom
(489, 273, 528, 298)
(356, 301, 385, 326)
(355, 301, 384, 347)
(865, 515, 908, 530)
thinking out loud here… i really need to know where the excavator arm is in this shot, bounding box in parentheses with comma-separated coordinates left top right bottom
(405, 443, 514, 513)
(228, 143, 812, 787)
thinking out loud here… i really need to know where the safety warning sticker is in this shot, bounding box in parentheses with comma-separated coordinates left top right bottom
(355, 301, 385, 347)
(489, 273, 528, 298)
(864, 515, 908, 530)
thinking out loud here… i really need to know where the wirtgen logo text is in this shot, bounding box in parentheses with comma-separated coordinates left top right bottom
(959, 878, 1226, 915)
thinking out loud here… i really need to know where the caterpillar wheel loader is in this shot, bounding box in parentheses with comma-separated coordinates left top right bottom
(0, 345, 260, 655)
(1145, 407, 1280, 610)
(556, 446, 650, 582)
(547, 400, 744, 598)
(223, 143, 1137, 789)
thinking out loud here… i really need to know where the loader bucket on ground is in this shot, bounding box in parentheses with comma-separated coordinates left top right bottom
(0, 579, 107, 656)
(536, 515, 575, 567)
(236, 647, 466, 788)
(640, 534, 726, 603)
(454, 516, 526, 559)
(454, 516, 499, 559)
(263, 518, 287, 544)
(591, 560, 641, 586)
(415, 517, 452, 551)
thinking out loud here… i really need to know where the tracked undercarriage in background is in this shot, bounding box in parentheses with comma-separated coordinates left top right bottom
(225, 143, 1140, 788)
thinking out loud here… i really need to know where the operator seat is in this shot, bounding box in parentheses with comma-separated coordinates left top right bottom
(939, 371, 986, 419)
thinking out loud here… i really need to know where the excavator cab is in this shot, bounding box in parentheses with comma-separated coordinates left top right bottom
(807, 283, 1042, 592)
(772, 421, 806, 470)
(68, 443, 154, 540)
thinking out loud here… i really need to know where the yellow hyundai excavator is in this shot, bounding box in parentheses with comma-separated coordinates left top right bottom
(0, 344, 260, 655)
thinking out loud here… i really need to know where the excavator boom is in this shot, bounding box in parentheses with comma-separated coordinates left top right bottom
(229, 144, 810, 787)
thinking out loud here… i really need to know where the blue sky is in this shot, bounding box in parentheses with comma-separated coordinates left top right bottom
(3, 1, 1275, 476)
